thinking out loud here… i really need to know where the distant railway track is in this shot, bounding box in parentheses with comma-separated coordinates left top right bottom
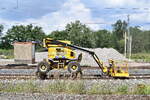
(0, 64, 36, 69)
(0, 74, 36, 80)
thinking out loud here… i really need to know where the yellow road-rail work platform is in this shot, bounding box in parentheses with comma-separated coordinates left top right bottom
(36, 38, 129, 79)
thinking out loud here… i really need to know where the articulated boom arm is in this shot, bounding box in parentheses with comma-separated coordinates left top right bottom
(44, 39, 108, 73)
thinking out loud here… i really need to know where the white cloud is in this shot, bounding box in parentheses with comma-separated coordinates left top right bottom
(131, 13, 150, 23)
(107, 12, 150, 30)
(92, 0, 150, 8)
(140, 25, 150, 30)
(1, 0, 150, 33)
(0, 0, 106, 34)
(105, 0, 147, 7)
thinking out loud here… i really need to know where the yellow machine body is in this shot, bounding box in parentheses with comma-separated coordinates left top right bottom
(42, 38, 129, 78)
(42, 38, 77, 70)
(47, 47, 76, 59)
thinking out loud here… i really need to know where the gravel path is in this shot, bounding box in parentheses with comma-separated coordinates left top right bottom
(0, 93, 150, 100)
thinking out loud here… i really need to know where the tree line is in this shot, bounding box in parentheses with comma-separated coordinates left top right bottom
(0, 20, 149, 53)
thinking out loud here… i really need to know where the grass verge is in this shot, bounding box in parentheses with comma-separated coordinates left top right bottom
(131, 53, 150, 63)
(1, 81, 150, 95)
(0, 49, 14, 59)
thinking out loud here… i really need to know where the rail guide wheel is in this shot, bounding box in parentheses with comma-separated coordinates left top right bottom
(67, 61, 82, 79)
(36, 61, 51, 80)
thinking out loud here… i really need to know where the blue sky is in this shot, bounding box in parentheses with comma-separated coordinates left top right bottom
(0, 0, 150, 33)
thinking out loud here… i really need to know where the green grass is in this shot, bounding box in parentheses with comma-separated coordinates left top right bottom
(131, 53, 150, 63)
(134, 84, 150, 95)
(0, 81, 39, 93)
(1, 81, 150, 95)
(46, 81, 85, 94)
(116, 85, 128, 94)
(87, 83, 113, 94)
(0, 49, 14, 59)
(46, 81, 66, 93)
(66, 81, 85, 94)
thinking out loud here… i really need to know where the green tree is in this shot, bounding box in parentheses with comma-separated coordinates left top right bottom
(143, 31, 150, 52)
(112, 20, 128, 40)
(130, 26, 150, 53)
(49, 20, 95, 48)
(112, 20, 128, 53)
(0, 24, 4, 48)
(0, 24, 4, 37)
(1, 24, 46, 49)
(48, 30, 68, 40)
(93, 30, 113, 48)
(65, 20, 95, 48)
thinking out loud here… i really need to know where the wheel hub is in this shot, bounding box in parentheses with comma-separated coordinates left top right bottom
(71, 65, 77, 70)
(40, 65, 47, 71)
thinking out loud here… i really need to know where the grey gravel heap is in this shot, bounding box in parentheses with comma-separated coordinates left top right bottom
(76, 48, 127, 66)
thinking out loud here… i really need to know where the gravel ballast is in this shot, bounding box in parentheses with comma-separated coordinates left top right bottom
(0, 93, 150, 100)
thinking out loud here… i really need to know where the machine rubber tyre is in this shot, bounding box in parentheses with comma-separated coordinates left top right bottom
(67, 61, 82, 79)
(67, 61, 81, 73)
(70, 71, 82, 80)
(37, 61, 51, 74)
(36, 71, 47, 80)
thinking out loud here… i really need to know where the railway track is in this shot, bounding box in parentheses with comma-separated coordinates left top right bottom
(1, 73, 150, 80)
(0, 74, 36, 80)
(0, 64, 150, 80)
(0, 65, 150, 69)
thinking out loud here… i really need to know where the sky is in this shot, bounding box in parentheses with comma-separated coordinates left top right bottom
(0, 0, 150, 34)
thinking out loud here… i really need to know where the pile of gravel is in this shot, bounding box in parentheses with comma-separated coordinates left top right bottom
(35, 48, 127, 66)
(76, 48, 127, 66)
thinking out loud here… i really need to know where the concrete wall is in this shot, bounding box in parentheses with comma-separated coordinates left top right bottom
(14, 42, 35, 64)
